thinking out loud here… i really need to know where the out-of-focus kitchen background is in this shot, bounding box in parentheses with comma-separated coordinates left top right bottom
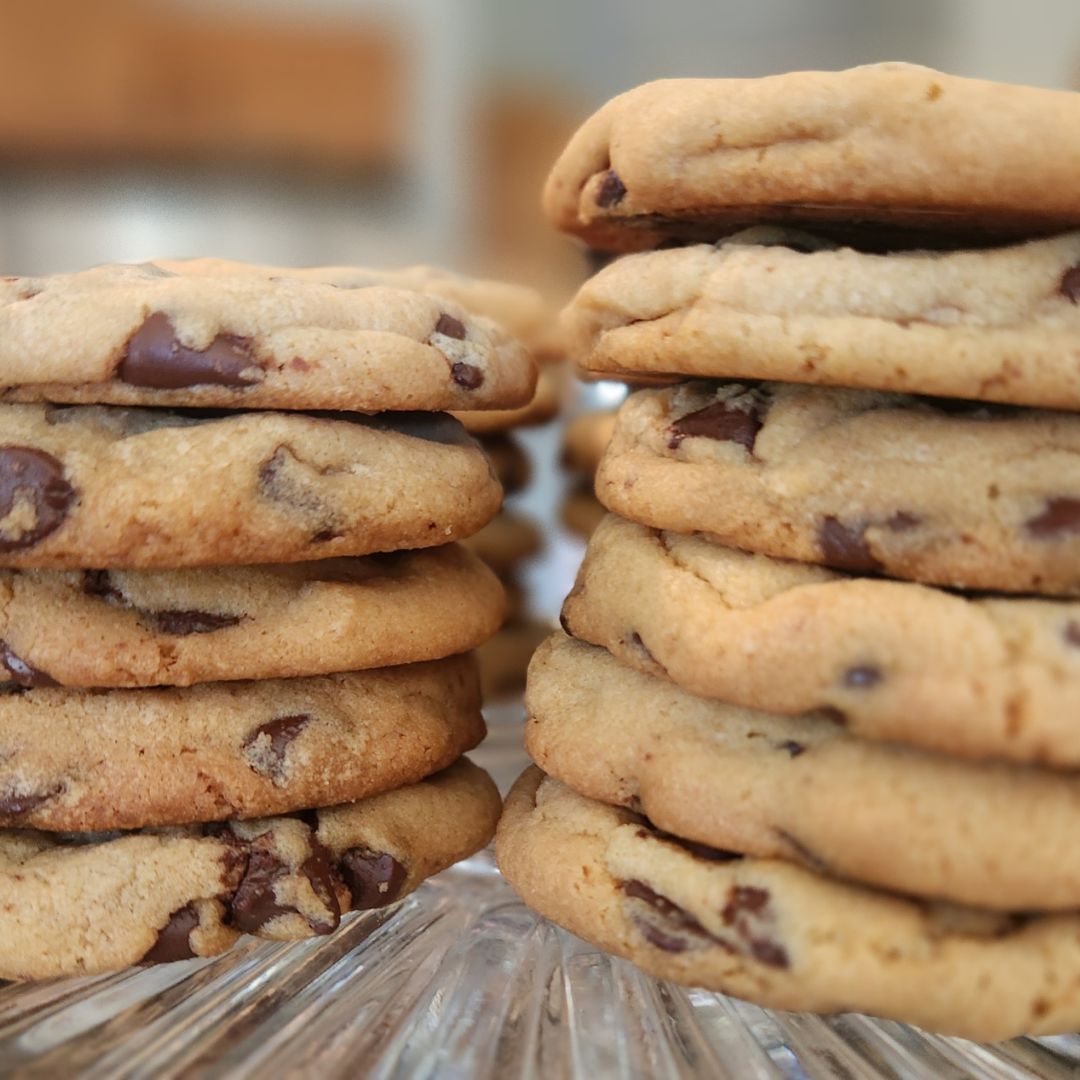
(2, 0, 1079, 630)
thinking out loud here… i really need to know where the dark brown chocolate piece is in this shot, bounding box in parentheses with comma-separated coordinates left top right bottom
(668, 399, 763, 453)
(450, 362, 484, 390)
(777, 740, 806, 757)
(721, 885, 789, 969)
(0, 447, 76, 552)
(340, 848, 408, 909)
(0, 640, 58, 687)
(242, 714, 311, 782)
(119, 313, 260, 389)
(1026, 498, 1080, 538)
(141, 904, 200, 964)
(596, 171, 627, 208)
(642, 826, 743, 863)
(148, 610, 243, 636)
(0, 783, 63, 816)
(621, 878, 712, 954)
(818, 518, 883, 573)
(433, 313, 467, 340)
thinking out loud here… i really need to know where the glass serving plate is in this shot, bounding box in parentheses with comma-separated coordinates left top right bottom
(0, 710, 1078, 1079)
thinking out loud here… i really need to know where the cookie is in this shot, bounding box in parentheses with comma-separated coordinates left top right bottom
(482, 434, 531, 495)
(158, 257, 555, 360)
(543, 64, 1080, 252)
(562, 411, 617, 477)
(498, 767, 1080, 1041)
(562, 230, 1080, 410)
(0, 546, 503, 688)
(0, 263, 536, 411)
(528, 632, 1080, 908)
(562, 515, 1080, 766)
(0, 654, 484, 830)
(477, 618, 549, 701)
(455, 361, 568, 435)
(560, 486, 606, 540)
(0, 404, 500, 568)
(461, 511, 542, 575)
(0, 758, 500, 980)
(597, 382, 1080, 594)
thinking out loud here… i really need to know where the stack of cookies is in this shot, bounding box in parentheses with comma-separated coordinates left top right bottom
(0, 258, 537, 979)
(498, 64, 1080, 1040)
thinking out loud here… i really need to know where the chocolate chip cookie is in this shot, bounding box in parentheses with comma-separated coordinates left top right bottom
(597, 382, 1080, 594)
(0, 545, 503, 688)
(529, 633, 1080, 908)
(482, 434, 531, 495)
(0, 262, 536, 411)
(563, 229, 1080, 410)
(498, 768, 1080, 1041)
(0, 654, 484, 830)
(461, 511, 542, 575)
(0, 758, 500, 980)
(477, 617, 550, 701)
(562, 411, 617, 478)
(0, 404, 501, 568)
(543, 64, 1080, 252)
(562, 515, 1080, 765)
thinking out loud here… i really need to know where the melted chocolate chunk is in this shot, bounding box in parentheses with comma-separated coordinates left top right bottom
(818, 518, 883, 573)
(0, 447, 76, 552)
(298, 838, 343, 933)
(843, 665, 882, 689)
(432, 313, 467, 340)
(340, 848, 408, 909)
(450, 361, 484, 390)
(141, 904, 200, 964)
(1026, 498, 1080, 538)
(242, 714, 311, 782)
(621, 879, 712, 947)
(1061, 264, 1080, 304)
(149, 610, 243, 636)
(721, 885, 789, 969)
(668, 400, 763, 453)
(777, 740, 805, 757)
(643, 826, 743, 862)
(258, 445, 341, 543)
(119, 313, 260, 389)
(0, 783, 63, 816)
(0, 640, 58, 687)
(596, 170, 627, 208)
(1065, 621, 1080, 648)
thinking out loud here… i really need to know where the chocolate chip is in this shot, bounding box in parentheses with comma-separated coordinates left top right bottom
(450, 361, 484, 390)
(0, 640, 57, 688)
(721, 885, 789, 969)
(1066, 621, 1080, 648)
(1061, 265, 1080, 304)
(258, 445, 341, 543)
(818, 518, 883, 573)
(141, 904, 200, 964)
(668, 400, 763, 453)
(83, 569, 124, 603)
(432, 313, 467, 340)
(149, 610, 243, 636)
(1026, 498, 1080, 538)
(596, 170, 627, 208)
(340, 848, 407, 910)
(242, 714, 311, 782)
(0, 447, 76, 552)
(0, 783, 62, 816)
(777, 740, 805, 757)
(298, 839, 343, 934)
(119, 313, 261, 389)
(634, 919, 696, 953)
(843, 665, 882, 689)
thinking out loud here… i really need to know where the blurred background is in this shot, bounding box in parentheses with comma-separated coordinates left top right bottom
(1, 0, 1078, 283)
(2, 0, 1079, 636)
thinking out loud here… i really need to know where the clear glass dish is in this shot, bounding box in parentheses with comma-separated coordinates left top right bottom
(1, 710, 1076, 1079)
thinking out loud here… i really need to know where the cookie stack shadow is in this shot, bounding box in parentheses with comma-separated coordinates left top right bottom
(0, 258, 541, 979)
(497, 63, 1080, 1040)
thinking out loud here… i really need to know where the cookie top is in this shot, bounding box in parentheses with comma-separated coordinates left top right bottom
(0, 262, 536, 411)
(0, 758, 499, 980)
(159, 256, 558, 360)
(498, 768, 1080, 1041)
(543, 64, 1080, 251)
(0, 545, 503, 688)
(0, 654, 484, 831)
(597, 382, 1080, 594)
(562, 411, 617, 476)
(564, 230, 1080, 410)
(563, 515, 1080, 766)
(529, 633, 1080, 909)
(0, 404, 501, 568)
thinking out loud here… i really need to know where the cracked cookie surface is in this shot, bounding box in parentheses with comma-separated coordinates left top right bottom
(596, 382, 1080, 594)
(0, 262, 535, 411)
(527, 633, 1080, 908)
(0, 404, 501, 568)
(0, 758, 499, 980)
(564, 230, 1080, 410)
(0, 654, 484, 830)
(562, 515, 1080, 765)
(543, 63, 1080, 252)
(498, 767, 1080, 1040)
